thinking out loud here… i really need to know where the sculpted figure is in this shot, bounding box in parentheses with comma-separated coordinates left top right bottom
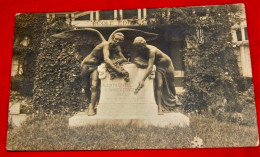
(80, 32, 128, 116)
(52, 28, 158, 116)
(133, 37, 181, 115)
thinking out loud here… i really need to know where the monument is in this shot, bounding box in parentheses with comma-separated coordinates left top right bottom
(69, 63, 190, 127)
(53, 28, 190, 127)
(53, 28, 159, 116)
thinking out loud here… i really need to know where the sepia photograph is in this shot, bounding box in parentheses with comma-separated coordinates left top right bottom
(7, 3, 259, 150)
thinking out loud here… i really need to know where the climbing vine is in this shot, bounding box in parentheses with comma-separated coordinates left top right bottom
(147, 4, 246, 112)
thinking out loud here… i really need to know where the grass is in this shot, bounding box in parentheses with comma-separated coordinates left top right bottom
(6, 114, 259, 150)
(190, 115, 259, 148)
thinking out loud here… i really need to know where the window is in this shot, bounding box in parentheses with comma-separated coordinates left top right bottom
(11, 59, 23, 76)
(55, 14, 67, 20)
(99, 10, 114, 20)
(244, 27, 248, 40)
(236, 29, 242, 41)
(123, 9, 138, 19)
(75, 14, 90, 20)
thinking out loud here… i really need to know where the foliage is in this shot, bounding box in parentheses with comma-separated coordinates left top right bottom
(12, 14, 46, 96)
(33, 18, 85, 114)
(209, 87, 257, 126)
(182, 5, 245, 112)
(6, 114, 258, 150)
(14, 13, 46, 51)
(147, 5, 246, 112)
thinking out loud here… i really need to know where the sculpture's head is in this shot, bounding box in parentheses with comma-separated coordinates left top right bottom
(133, 37, 147, 50)
(111, 32, 124, 46)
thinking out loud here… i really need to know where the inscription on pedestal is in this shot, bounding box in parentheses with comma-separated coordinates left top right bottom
(99, 64, 156, 105)
(97, 63, 158, 117)
(100, 82, 154, 104)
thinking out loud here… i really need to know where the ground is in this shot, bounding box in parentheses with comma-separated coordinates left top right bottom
(6, 113, 259, 150)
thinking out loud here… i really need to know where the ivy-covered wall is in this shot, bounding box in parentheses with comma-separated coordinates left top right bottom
(12, 14, 46, 96)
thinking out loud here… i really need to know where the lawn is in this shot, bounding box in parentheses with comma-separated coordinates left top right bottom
(6, 114, 259, 150)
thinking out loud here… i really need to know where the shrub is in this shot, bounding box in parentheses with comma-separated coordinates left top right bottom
(146, 5, 244, 112)
(209, 87, 257, 126)
(33, 18, 85, 114)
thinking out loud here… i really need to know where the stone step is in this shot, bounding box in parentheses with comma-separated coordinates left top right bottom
(69, 112, 189, 127)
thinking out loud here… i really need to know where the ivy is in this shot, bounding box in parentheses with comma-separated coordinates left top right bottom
(33, 18, 85, 114)
(147, 4, 245, 112)
(12, 14, 46, 96)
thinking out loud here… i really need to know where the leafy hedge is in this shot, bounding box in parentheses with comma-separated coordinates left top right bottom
(147, 5, 248, 112)
(182, 5, 244, 112)
(209, 87, 257, 126)
(33, 18, 85, 114)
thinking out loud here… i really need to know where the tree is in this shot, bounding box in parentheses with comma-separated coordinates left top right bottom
(147, 4, 244, 112)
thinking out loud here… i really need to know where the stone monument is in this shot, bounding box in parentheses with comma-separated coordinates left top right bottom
(53, 28, 189, 127)
(69, 63, 190, 127)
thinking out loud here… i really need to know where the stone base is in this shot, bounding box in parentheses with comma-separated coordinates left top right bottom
(9, 103, 21, 114)
(8, 114, 27, 127)
(70, 64, 190, 128)
(69, 112, 190, 127)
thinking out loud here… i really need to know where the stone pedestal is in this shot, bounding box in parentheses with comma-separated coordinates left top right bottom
(8, 102, 27, 127)
(9, 103, 21, 114)
(8, 114, 27, 127)
(98, 63, 158, 117)
(69, 63, 189, 127)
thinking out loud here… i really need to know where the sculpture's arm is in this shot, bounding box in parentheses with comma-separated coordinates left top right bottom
(80, 44, 102, 67)
(117, 47, 128, 63)
(134, 51, 155, 94)
(103, 45, 124, 74)
(141, 51, 155, 82)
(80, 57, 96, 67)
(134, 57, 148, 68)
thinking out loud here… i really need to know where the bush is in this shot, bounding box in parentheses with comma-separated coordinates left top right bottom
(181, 5, 243, 112)
(209, 87, 257, 126)
(146, 5, 244, 113)
(33, 18, 86, 114)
